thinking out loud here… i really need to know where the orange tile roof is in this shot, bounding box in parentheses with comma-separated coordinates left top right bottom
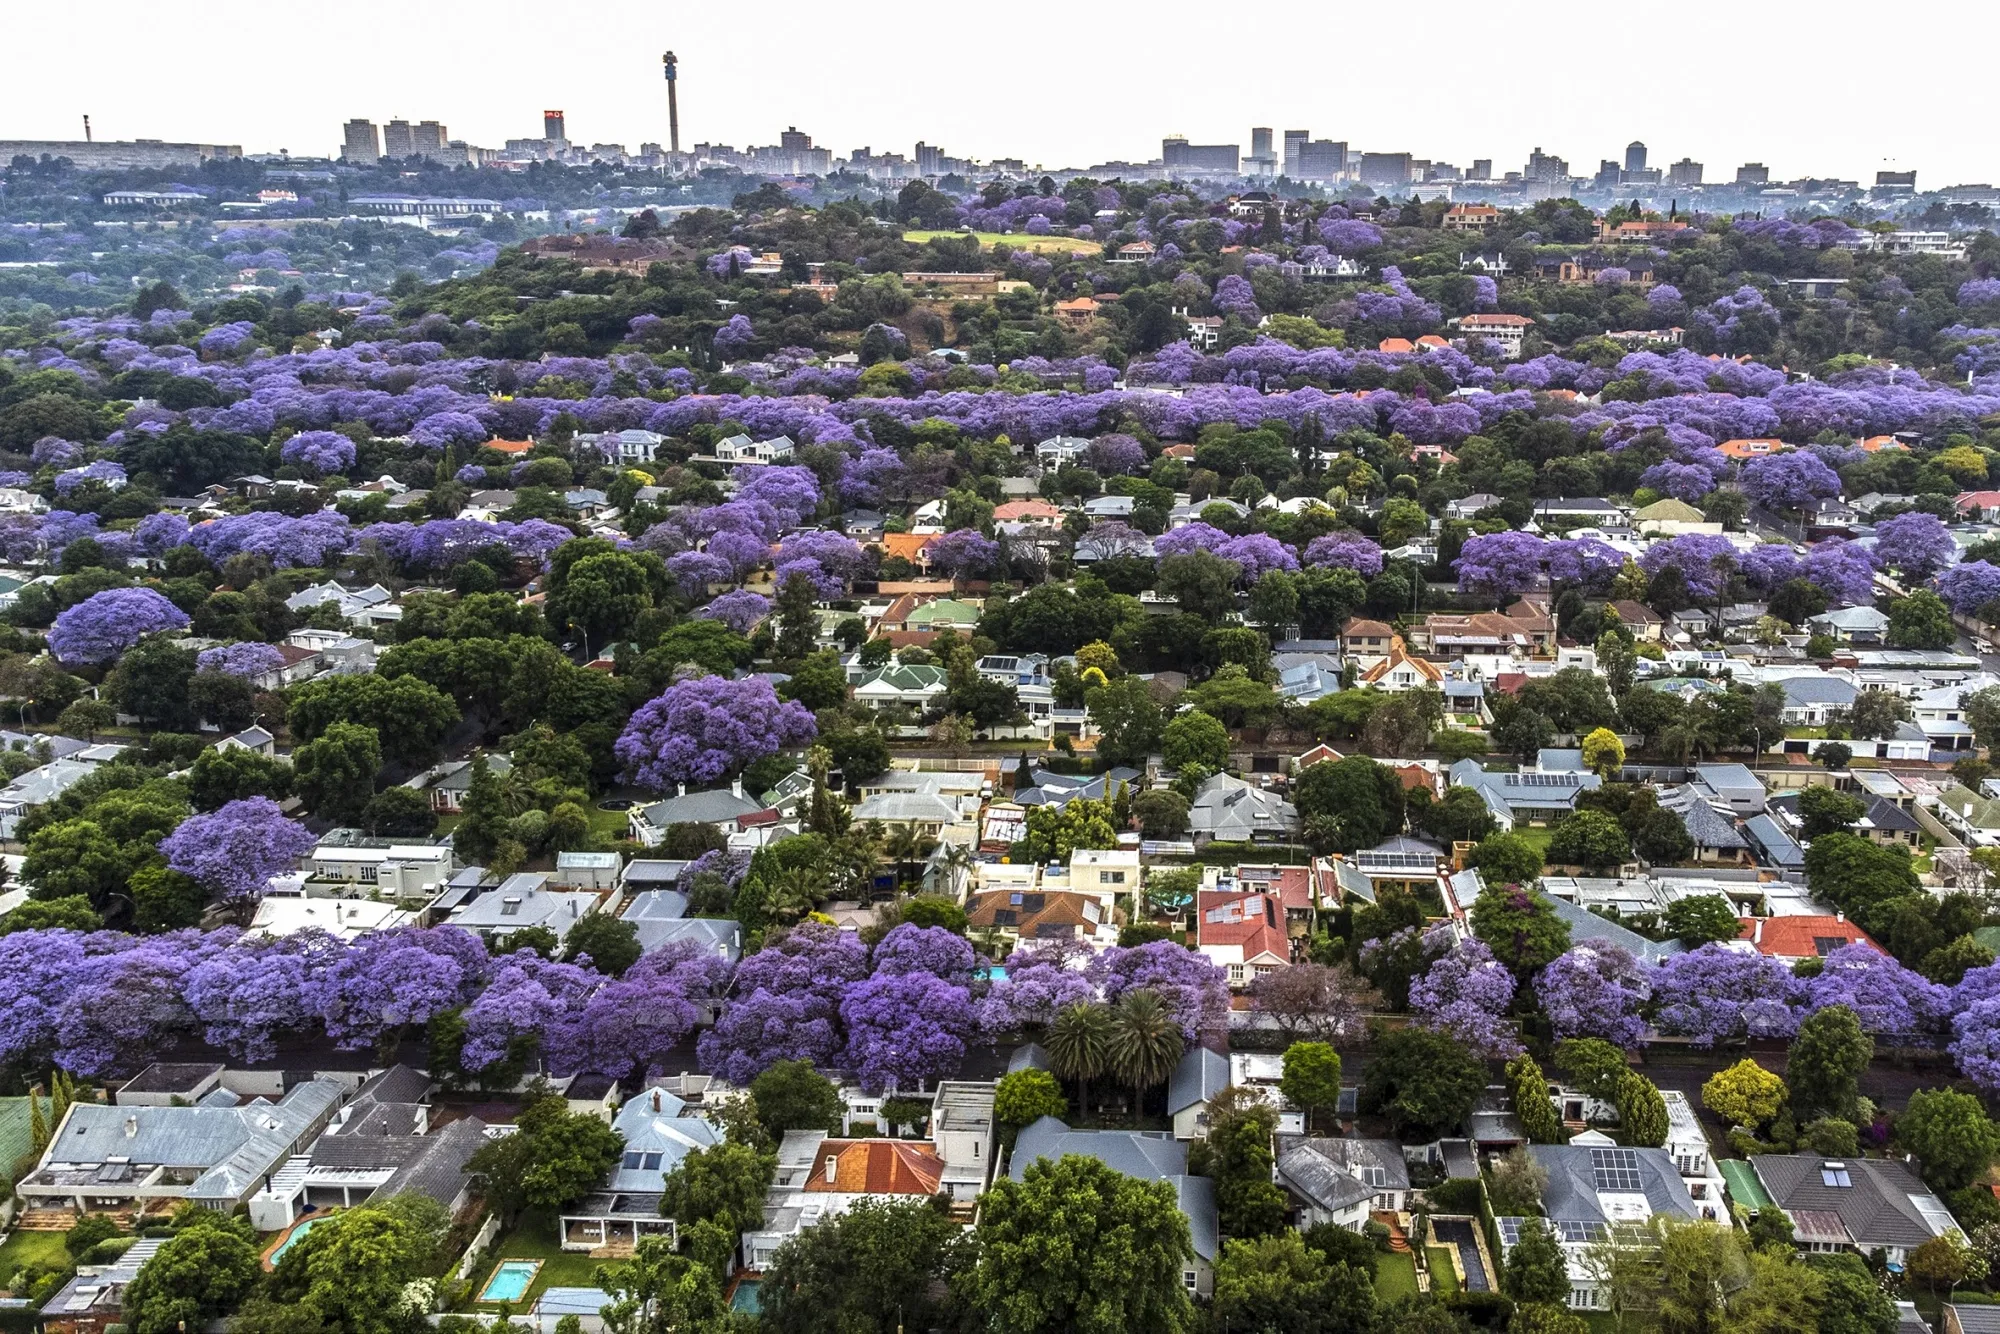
(1736, 915, 1883, 959)
(484, 438, 534, 454)
(1859, 435, 1906, 452)
(1195, 891, 1290, 962)
(1719, 438, 1786, 460)
(1378, 338, 1415, 354)
(880, 533, 931, 563)
(1416, 335, 1451, 349)
(993, 500, 1064, 521)
(804, 1139, 946, 1195)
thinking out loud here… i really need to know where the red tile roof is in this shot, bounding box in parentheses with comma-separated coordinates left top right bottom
(1196, 891, 1290, 962)
(805, 1139, 946, 1194)
(1736, 915, 1883, 959)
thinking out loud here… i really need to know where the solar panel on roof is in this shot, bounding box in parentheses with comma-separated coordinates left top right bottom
(1498, 1217, 1522, 1246)
(1557, 1219, 1605, 1243)
(1590, 1147, 1645, 1193)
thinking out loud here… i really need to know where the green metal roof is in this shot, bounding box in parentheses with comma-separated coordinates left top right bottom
(1718, 1158, 1771, 1211)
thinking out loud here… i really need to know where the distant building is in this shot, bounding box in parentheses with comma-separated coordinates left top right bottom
(1667, 158, 1704, 189)
(1162, 137, 1239, 174)
(342, 119, 380, 162)
(0, 139, 240, 169)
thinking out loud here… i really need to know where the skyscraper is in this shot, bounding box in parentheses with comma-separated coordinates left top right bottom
(1250, 127, 1272, 159)
(341, 119, 379, 162)
(780, 127, 813, 152)
(382, 119, 414, 159)
(1625, 141, 1647, 174)
(1295, 140, 1347, 180)
(414, 121, 447, 157)
(915, 141, 943, 174)
(1736, 163, 1770, 187)
(544, 110, 566, 142)
(1283, 130, 1309, 177)
(1668, 157, 1704, 189)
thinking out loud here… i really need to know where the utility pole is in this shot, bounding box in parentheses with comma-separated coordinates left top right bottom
(82, 114, 91, 143)
(661, 50, 681, 167)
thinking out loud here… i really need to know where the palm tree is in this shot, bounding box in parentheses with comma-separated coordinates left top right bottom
(1110, 990, 1185, 1121)
(884, 825, 938, 890)
(936, 843, 977, 901)
(1659, 695, 1723, 765)
(1045, 1003, 1114, 1118)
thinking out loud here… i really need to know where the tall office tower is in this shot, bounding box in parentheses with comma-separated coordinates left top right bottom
(382, 120, 414, 159)
(1736, 163, 1770, 186)
(1283, 129, 1309, 176)
(414, 121, 447, 157)
(1296, 140, 1347, 180)
(1625, 140, 1647, 174)
(915, 141, 943, 174)
(1525, 146, 1568, 183)
(1594, 160, 1622, 191)
(780, 127, 813, 152)
(544, 110, 566, 142)
(1667, 157, 1704, 188)
(1470, 159, 1492, 180)
(662, 50, 681, 155)
(341, 119, 380, 162)
(1250, 127, 1272, 159)
(1357, 152, 1413, 185)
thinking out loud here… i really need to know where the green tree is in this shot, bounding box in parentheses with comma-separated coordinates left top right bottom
(122, 1211, 263, 1334)
(1086, 676, 1166, 767)
(1701, 1059, 1787, 1130)
(1507, 1053, 1566, 1145)
(1895, 1087, 2000, 1193)
(1210, 1230, 1378, 1334)
(994, 1069, 1068, 1125)
(1616, 1071, 1669, 1148)
(1155, 551, 1241, 621)
(1554, 1038, 1632, 1104)
(561, 912, 642, 976)
(263, 1195, 449, 1334)
(1787, 1005, 1872, 1122)
(750, 1060, 845, 1140)
(1280, 1042, 1343, 1133)
(1664, 893, 1743, 947)
(758, 1197, 963, 1334)
(105, 636, 198, 729)
(130, 863, 208, 931)
(1417, 785, 1500, 844)
(1887, 590, 1956, 650)
(187, 745, 294, 810)
(288, 673, 459, 766)
(1803, 1253, 1898, 1334)
(1469, 832, 1545, 886)
(553, 551, 655, 656)
(1132, 788, 1192, 840)
(959, 1154, 1196, 1334)
(466, 1089, 624, 1222)
(1804, 832, 1921, 923)
(1580, 727, 1625, 779)
(1189, 1088, 1287, 1240)
(774, 570, 821, 663)
(1110, 990, 1186, 1113)
(597, 1235, 739, 1334)
(454, 754, 511, 864)
(1161, 709, 1229, 772)
(1359, 1027, 1487, 1139)
(1546, 809, 1630, 870)
(1471, 884, 1572, 976)
(293, 721, 381, 825)
(362, 786, 440, 838)
(1, 893, 102, 935)
(1046, 1002, 1115, 1114)
(1293, 755, 1406, 854)
(658, 1138, 779, 1237)
(1797, 786, 1865, 839)
(1504, 1217, 1571, 1305)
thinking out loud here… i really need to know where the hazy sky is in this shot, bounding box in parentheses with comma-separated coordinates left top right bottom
(6, 0, 1996, 185)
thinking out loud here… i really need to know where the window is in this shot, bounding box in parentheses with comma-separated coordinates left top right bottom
(1820, 1164, 1852, 1187)
(1183, 1271, 1199, 1292)
(640, 1152, 662, 1172)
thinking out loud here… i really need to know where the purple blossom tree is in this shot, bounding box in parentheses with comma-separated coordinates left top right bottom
(1216, 533, 1299, 585)
(872, 923, 977, 984)
(196, 641, 285, 679)
(1409, 929, 1521, 1057)
(460, 954, 599, 1072)
(1805, 539, 1879, 606)
(1535, 944, 1650, 1048)
(1872, 512, 1958, 581)
(1740, 451, 1842, 515)
(668, 550, 732, 598)
(698, 923, 869, 1083)
(735, 466, 821, 528)
(617, 675, 816, 790)
(1152, 522, 1231, 559)
(1939, 561, 2000, 615)
(1085, 434, 1147, 476)
(160, 797, 319, 903)
(1637, 533, 1741, 604)
(1951, 962, 2000, 1091)
(280, 430, 358, 474)
(1213, 275, 1262, 322)
(1455, 532, 1546, 599)
(713, 314, 756, 356)
(696, 589, 772, 634)
(976, 940, 1098, 1034)
(312, 926, 489, 1050)
(841, 971, 976, 1092)
(183, 932, 340, 1062)
(410, 411, 491, 451)
(1546, 537, 1625, 592)
(49, 587, 191, 665)
(1303, 531, 1385, 577)
(706, 529, 772, 581)
(1651, 943, 1805, 1045)
(1091, 940, 1230, 1042)
(922, 529, 998, 580)
(1806, 943, 1947, 1039)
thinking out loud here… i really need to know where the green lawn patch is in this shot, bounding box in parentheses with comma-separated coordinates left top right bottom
(1374, 1251, 1418, 1301)
(902, 230, 1091, 253)
(0, 1229, 70, 1287)
(1424, 1245, 1460, 1294)
(472, 1214, 605, 1308)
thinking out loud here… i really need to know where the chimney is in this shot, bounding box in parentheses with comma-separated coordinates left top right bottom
(1835, 911, 1844, 923)
(677, 783, 687, 798)
(825, 1153, 838, 1184)
(124, 1114, 138, 1139)
(652, 1090, 662, 1112)
(1753, 919, 1763, 944)
(732, 774, 744, 799)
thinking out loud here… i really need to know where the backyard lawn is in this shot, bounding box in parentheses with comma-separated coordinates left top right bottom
(1425, 1245, 1461, 1295)
(1374, 1252, 1419, 1301)
(902, 230, 1096, 253)
(0, 1229, 69, 1287)
(471, 1214, 605, 1309)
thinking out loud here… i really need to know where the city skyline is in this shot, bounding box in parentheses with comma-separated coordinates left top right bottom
(3, 0, 1997, 183)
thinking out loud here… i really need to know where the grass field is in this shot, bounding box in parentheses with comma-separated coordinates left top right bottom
(902, 230, 1098, 253)
(1424, 1245, 1461, 1294)
(0, 1229, 69, 1287)
(1374, 1252, 1419, 1301)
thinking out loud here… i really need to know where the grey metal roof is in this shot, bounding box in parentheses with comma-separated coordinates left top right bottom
(1946, 1306, 2000, 1334)
(1751, 1154, 1950, 1250)
(606, 1092, 723, 1193)
(1275, 1136, 1407, 1214)
(621, 860, 690, 887)
(50, 1080, 344, 1202)
(1664, 790, 1749, 851)
(637, 787, 764, 827)
(633, 916, 742, 964)
(1167, 1047, 1231, 1116)
(1546, 896, 1686, 965)
(1778, 676, 1859, 707)
(1532, 1143, 1697, 1227)
(626, 889, 690, 922)
(1008, 1043, 1052, 1073)
(1009, 1117, 1216, 1261)
(1743, 815, 1806, 869)
(355, 1064, 432, 1106)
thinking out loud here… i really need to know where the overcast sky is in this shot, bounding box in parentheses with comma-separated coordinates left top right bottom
(6, 0, 1996, 186)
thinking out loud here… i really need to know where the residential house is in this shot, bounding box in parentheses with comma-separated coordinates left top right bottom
(741, 1130, 968, 1269)
(1033, 435, 1093, 468)
(1935, 784, 2000, 846)
(553, 850, 622, 892)
(1736, 915, 1883, 964)
(1359, 639, 1445, 692)
(1448, 760, 1602, 830)
(1188, 773, 1300, 845)
(849, 790, 962, 839)
(1691, 764, 1767, 816)
(403, 754, 514, 812)
(305, 833, 455, 899)
(1068, 847, 1143, 905)
(1770, 789, 1921, 851)
(38, 1237, 165, 1333)
(1773, 675, 1858, 726)
(447, 874, 599, 945)
(0, 749, 128, 839)
(1808, 606, 1891, 646)
(627, 780, 774, 849)
(1633, 498, 1721, 536)
(1751, 1154, 1958, 1266)
(21, 1080, 346, 1215)
(1497, 1141, 1699, 1312)
(1743, 815, 1807, 872)
(1608, 600, 1667, 642)
(578, 428, 667, 463)
(1276, 1137, 1412, 1229)
(1445, 494, 1505, 521)
(1655, 786, 1752, 865)
(285, 581, 402, 630)
(622, 890, 744, 966)
(1168, 1048, 1232, 1140)
(1194, 890, 1293, 986)
(713, 432, 795, 463)
(560, 1087, 723, 1252)
(1946, 1306, 2000, 1334)
(1405, 612, 1549, 657)
(1340, 619, 1397, 664)
(964, 889, 1116, 949)
(1008, 1117, 1218, 1296)
(1455, 313, 1534, 358)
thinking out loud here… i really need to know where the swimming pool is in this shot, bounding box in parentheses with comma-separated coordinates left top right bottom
(480, 1260, 542, 1304)
(266, 1215, 328, 1268)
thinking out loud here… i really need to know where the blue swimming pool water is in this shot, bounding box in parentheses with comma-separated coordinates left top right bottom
(268, 1215, 327, 1267)
(480, 1260, 541, 1303)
